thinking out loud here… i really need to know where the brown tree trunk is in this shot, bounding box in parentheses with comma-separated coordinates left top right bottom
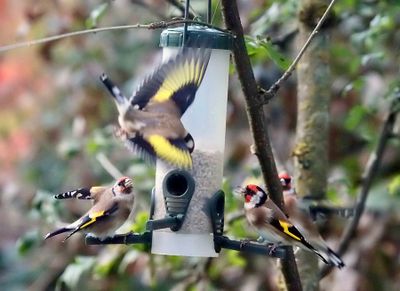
(293, 0, 332, 290)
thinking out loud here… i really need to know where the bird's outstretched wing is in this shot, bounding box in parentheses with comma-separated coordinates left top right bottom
(131, 47, 211, 115)
(124, 133, 192, 169)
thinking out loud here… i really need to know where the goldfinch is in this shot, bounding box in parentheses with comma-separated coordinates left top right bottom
(240, 184, 344, 268)
(278, 173, 345, 268)
(45, 177, 135, 241)
(101, 47, 211, 169)
(280, 172, 354, 220)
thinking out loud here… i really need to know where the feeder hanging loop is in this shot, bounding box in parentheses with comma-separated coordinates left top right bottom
(207, 0, 212, 23)
(183, 0, 190, 46)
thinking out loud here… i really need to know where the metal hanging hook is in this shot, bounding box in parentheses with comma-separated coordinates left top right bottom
(207, 0, 212, 23)
(183, 0, 212, 46)
(183, 0, 190, 46)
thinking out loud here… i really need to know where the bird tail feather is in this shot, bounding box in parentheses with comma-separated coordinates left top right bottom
(44, 227, 71, 240)
(326, 247, 345, 269)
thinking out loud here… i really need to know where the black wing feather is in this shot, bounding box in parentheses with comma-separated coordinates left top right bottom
(130, 47, 211, 115)
(54, 188, 92, 200)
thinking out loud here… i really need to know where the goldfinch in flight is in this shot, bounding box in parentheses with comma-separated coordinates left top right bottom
(44, 177, 135, 241)
(101, 47, 211, 169)
(240, 184, 344, 268)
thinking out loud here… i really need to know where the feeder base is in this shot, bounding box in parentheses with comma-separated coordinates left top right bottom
(151, 232, 218, 257)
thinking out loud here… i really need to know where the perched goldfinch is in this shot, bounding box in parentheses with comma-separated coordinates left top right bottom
(240, 184, 344, 268)
(280, 172, 354, 221)
(101, 47, 211, 169)
(278, 173, 345, 268)
(45, 177, 135, 242)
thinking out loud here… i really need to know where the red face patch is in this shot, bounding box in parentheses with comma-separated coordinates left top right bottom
(279, 172, 291, 181)
(247, 184, 258, 193)
(245, 194, 252, 203)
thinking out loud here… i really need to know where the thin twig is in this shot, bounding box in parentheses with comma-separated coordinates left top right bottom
(96, 152, 124, 180)
(166, 0, 197, 19)
(0, 19, 230, 53)
(261, 0, 336, 104)
(130, 0, 165, 19)
(320, 95, 400, 278)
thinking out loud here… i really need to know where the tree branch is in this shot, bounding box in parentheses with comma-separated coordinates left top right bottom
(0, 18, 230, 53)
(260, 0, 336, 104)
(165, 0, 197, 19)
(130, 0, 165, 19)
(220, 1, 302, 290)
(96, 152, 124, 180)
(320, 94, 400, 278)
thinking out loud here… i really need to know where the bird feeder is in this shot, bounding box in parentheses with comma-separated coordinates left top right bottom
(86, 2, 287, 260)
(148, 26, 233, 257)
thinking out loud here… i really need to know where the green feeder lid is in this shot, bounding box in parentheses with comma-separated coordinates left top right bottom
(160, 25, 233, 50)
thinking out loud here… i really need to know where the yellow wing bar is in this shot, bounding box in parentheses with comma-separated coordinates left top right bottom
(153, 52, 208, 103)
(147, 134, 192, 168)
(278, 220, 302, 241)
(80, 210, 106, 229)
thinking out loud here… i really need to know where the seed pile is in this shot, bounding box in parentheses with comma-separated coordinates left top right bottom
(154, 149, 224, 233)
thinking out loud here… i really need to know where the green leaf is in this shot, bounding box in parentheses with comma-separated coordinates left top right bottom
(94, 249, 123, 277)
(344, 105, 369, 130)
(245, 35, 291, 70)
(226, 250, 246, 268)
(85, 3, 109, 29)
(388, 175, 400, 197)
(130, 211, 149, 233)
(256, 37, 291, 70)
(16, 230, 41, 256)
(57, 256, 96, 291)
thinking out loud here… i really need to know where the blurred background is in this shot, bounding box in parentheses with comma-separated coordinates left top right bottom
(0, 0, 399, 290)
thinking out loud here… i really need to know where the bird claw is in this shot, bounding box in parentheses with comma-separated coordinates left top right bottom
(240, 239, 251, 249)
(114, 127, 128, 140)
(267, 243, 279, 255)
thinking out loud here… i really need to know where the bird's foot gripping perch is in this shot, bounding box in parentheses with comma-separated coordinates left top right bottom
(207, 190, 288, 259)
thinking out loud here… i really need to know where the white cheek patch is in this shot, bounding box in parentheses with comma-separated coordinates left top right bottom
(251, 194, 261, 205)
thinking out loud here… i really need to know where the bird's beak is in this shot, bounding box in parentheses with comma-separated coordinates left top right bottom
(125, 179, 133, 189)
(233, 186, 245, 198)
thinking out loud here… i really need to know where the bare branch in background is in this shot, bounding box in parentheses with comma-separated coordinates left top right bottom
(130, 0, 166, 19)
(260, 0, 337, 104)
(320, 95, 400, 278)
(166, 0, 196, 19)
(96, 152, 124, 180)
(0, 18, 230, 53)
